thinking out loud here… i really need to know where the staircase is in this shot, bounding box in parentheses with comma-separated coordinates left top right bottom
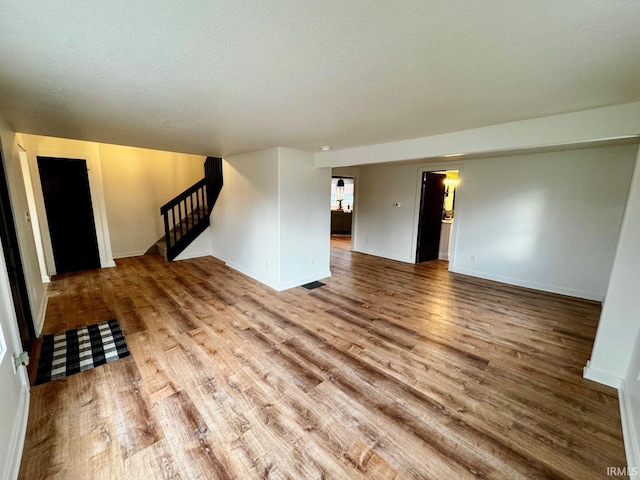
(149, 157, 223, 261)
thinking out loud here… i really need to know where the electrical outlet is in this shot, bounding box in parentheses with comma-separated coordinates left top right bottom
(470, 255, 476, 262)
(310, 257, 315, 265)
(243, 252, 246, 260)
(366, 237, 370, 243)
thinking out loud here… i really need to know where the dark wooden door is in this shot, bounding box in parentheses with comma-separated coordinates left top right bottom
(38, 157, 100, 274)
(416, 172, 446, 263)
(0, 147, 35, 347)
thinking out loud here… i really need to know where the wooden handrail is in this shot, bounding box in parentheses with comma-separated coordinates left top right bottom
(160, 178, 208, 215)
(159, 157, 223, 261)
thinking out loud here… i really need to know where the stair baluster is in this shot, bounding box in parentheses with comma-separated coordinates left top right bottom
(158, 157, 223, 261)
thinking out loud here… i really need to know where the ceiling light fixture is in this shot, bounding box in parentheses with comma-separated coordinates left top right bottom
(321, 146, 331, 151)
(443, 153, 463, 158)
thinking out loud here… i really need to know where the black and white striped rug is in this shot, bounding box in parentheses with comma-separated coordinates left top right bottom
(35, 319, 130, 385)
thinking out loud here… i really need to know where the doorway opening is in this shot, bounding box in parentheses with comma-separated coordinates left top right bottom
(330, 176, 354, 250)
(416, 170, 459, 263)
(37, 157, 101, 274)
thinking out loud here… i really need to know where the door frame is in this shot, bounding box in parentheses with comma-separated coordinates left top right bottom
(0, 147, 35, 345)
(410, 162, 464, 268)
(37, 157, 102, 274)
(25, 146, 115, 275)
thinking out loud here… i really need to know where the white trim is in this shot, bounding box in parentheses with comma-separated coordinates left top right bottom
(582, 361, 624, 389)
(619, 383, 640, 478)
(17, 150, 49, 282)
(352, 247, 414, 264)
(23, 143, 115, 274)
(226, 261, 281, 291)
(276, 271, 332, 291)
(226, 260, 331, 292)
(451, 265, 604, 302)
(438, 252, 450, 260)
(2, 384, 29, 480)
(33, 294, 48, 338)
(112, 250, 147, 259)
(210, 251, 227, 264)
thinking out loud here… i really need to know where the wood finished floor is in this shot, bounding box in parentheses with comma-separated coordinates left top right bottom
(19, 239, 626, 479)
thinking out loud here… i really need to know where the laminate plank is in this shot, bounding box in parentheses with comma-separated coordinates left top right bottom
(19, 241, 627, 479)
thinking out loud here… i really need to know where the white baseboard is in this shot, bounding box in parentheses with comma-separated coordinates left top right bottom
(277, 271, 332, 291)
(3, 384, 29, 480)
(583, 361, 624, 389)
(225, 261, 281, 291)
(619, 383, 640, 478)
(34, 294, 48, 338)
(450, 265, 604, 301)
(41, 275, 50, 283)
(111, 250, 147, 259)
(210, 250, 226, 263)
(352, 247, 414, 264)
(438, 252, 450, 260)
(225, 261, 332, 292)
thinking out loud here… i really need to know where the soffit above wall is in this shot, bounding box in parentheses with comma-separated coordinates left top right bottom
(364, 137, 640, 168)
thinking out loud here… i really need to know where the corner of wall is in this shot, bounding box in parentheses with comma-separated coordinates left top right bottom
(618, 382, 640, 478)
(582, 360, 624, 389)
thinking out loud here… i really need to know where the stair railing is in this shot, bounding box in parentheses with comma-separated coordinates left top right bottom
(160, 179, 210, 261)
(159, 157, 223, 261)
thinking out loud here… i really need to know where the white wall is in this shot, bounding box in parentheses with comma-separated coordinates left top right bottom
(21, 134, 205, 265)
(0, 121, 47, 335)
(583, 146, 640, 472)
(98, 143, 204, 258)
(439, 222, 453, 260)
(209, 148, 331, 291)
(221, 148, 281, 286)
(624, 332, 640, 474)
(175, 226, 213, 261)
(353, 145, 637, 300)
(452, 145, 636, 300)
(279, 148, 331, 288)
(354, 163, 420, 263)
(17, 149, 49, 284)
(209, 160, 228, 262)
(21, 134, 115, 273)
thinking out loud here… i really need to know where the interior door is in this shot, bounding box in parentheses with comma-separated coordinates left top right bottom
(37, 157, 101, 274)
(416, 172, 446, 263)
(0, 148, 35, 348)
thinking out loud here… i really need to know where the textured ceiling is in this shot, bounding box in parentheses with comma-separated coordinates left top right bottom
(1, 1, 639, 157)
